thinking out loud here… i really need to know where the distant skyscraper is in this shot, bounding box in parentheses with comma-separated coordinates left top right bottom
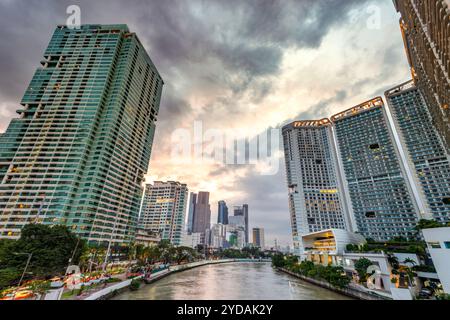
(139, 181, 187, 246)
(394, 0, 450, 149)
(243, 204, 249, 244)
(206, 223, 227, 249)
(225, 220, 246, 249)
(331, 97, 420, 241)
(252, 228, 265, 249)
(228, 215, 245, 228)
(0, 25, 163, 243)
(385, 81, 450, 223)
(234, 204, 249, 244)
(217, 200, 229, 225)
(186, 192, 197, 234)
(192, 191, 211, 241)
(282, 119, 352, 254)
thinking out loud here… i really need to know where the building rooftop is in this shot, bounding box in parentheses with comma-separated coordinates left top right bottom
(385, 79, 417, 97)
(282, 118, 331, 131)
(331, 97, 384, 122)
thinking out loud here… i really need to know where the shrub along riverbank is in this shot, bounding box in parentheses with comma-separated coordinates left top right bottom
(272, 254, 350, 289)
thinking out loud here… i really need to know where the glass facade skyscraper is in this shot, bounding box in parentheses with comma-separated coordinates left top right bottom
(282, 119, 352, 254)
(139, 181, 187, 246)
(186, 192, 197, 234)
(217, 200, 229, 225)
(331, 97, 420, 241)
(386, 81, 450, 223)
(394, 0, 450, 149)
(0, 25, 163, 244)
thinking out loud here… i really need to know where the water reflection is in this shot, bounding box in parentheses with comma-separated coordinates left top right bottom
(113, 262, 351, 300)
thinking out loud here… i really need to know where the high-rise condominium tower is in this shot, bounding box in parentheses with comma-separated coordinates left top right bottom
(217, 200, 229, 225)
(139, 181, 187, 246)
(192, 191, 211, 239)
(385, 81, 450, 223)
(0, 25, 163, 243)
(331, 97, 420, 241)
(394, 0, 450, 149)
(282, 119, 352, 254)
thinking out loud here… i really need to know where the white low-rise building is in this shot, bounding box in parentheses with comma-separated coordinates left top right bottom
(422, 227, 450, 294)
(300, 229, 422, 299)
(183, 232, 203, 249)
(301, 229, 366, 264)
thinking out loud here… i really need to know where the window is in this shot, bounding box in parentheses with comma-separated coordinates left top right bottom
(369, 143, 380, 150)
(443, 198, 450, 205)
(444, 242, 450, 249)
(428, 242, 441, 249)
(365, 211, 376, 218)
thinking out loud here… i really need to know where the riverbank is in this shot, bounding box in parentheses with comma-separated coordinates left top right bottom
(277, 268, 391, 300)
(85, 259, 270, 300)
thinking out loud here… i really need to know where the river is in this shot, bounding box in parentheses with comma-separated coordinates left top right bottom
(113, 262, 351, 300)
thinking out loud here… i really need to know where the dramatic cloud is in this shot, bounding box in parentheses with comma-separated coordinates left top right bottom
(0, 0, 411, 247)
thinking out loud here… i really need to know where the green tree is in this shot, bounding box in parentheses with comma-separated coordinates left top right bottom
(145, 245, 162, 264)
(171, 247, 196, 264)
(130, 278, 142, 291)
(298, 261, 315, 275)
(158, 240, 174, 264)
(415, 219, 444, 231)
(354, 258, 373, 283)
(387, 254, 400, 270)
(326, 266, 351, 289)
(271, 253, 286, 268)
(402, 258, 417, 266)
(0, 224, 86, 289)
(345, 244, 358, 252)
(0, 268, 21, 289)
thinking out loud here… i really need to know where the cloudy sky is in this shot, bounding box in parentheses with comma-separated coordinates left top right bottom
(0, 0, 411, 247)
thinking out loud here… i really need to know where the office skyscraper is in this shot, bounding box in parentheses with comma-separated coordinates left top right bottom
(192, 191, 211, 240)
(186, 192, 197, 234)
(331, 97, 420, 241)
(139, 181, 187, 246)
(217, 200, 229, 225)
(234, 204, 249, 244)
(394, 0, 450, 149)
(282, 119, 352, 254)
(0, 25, 163, 243)
(243, 204, 249, 244)
(252, 228, 265, 249)
(386, 81, 450, 223)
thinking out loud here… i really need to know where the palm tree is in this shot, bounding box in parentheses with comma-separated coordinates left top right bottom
(402, 258, 417, 267)
(387, 254, 399, 270)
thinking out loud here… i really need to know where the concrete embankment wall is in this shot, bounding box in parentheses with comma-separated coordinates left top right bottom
(278, 268, 390, 300)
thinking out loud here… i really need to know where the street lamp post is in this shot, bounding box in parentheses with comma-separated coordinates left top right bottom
(103, 220, 118, 272)
(68, 238, 81, 265)
(14, 252, 33, 288)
